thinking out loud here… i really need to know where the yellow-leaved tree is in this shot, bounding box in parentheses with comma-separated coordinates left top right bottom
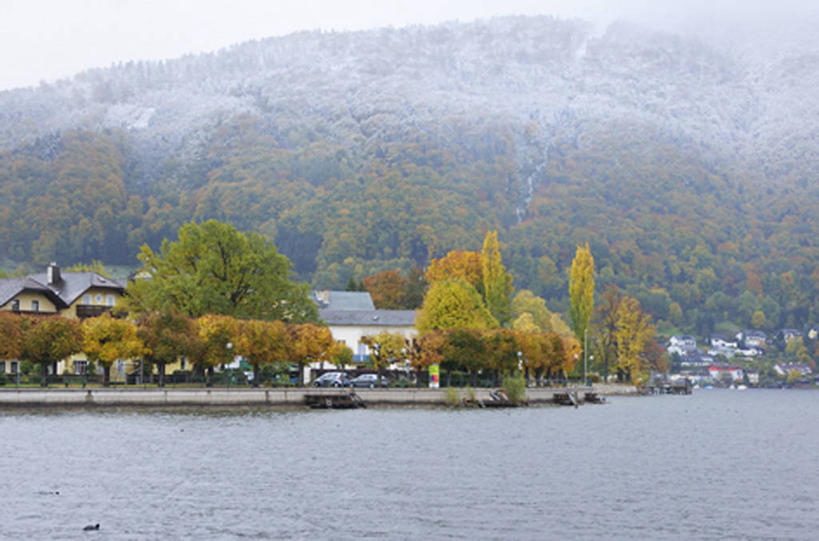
(235, 319, 287, 387)
(194, 314, 238, 386)
(83, 314, 145, 387)
(415, 278, 497, 333)
(614, 297, 655, 385)
(569, 243, 595, 349)
(481, 231, 513, 326)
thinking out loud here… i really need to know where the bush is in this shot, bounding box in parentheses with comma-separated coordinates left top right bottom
(445, 386, 460, 407)
(501, 374, 527, 405)
(0, 372, 6, 386)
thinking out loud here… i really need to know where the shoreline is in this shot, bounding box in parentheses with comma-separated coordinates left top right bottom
(0, 384, 638, 409)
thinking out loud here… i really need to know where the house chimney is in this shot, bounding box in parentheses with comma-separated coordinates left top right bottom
(47, 262, 61, 285)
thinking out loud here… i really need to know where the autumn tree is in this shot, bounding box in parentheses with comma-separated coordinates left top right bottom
(20, 317, 83, 387)
(235, 319, 287, 387)
(128, 220, 318, 322)
(0, 312, 23, 361)
(569, 243, 595, 349)
(137, 310, 197, 387)
(415, 279, 497, 333)
(194, 314, 238, 386)
(363, 269, 408, 309)
(83, 314, 145, 387)
(593, 285, 623, 381)
(614, 297, 656, 384)
(361, 331, 406, 385)
(285, 323, 336, 386)
(481, 231, 513, 326)
(425, 251, 484, 293)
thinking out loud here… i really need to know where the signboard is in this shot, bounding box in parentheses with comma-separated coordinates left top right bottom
(428, 364, 440, 388)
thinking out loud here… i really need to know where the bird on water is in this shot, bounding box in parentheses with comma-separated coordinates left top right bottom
(83, 523, 100, 531)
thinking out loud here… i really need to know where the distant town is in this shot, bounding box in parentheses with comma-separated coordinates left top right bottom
(665, 328, 818, 388)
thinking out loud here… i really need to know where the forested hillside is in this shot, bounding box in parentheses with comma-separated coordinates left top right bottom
(0, 16, 816, 334)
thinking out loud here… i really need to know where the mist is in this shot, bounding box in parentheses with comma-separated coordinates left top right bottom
(2, 0, 818, 91)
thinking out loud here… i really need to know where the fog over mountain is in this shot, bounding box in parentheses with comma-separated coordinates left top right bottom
(0, 14, 816, 330)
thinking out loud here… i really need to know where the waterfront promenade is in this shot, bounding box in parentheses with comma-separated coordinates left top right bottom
(0, 384, 637, 408)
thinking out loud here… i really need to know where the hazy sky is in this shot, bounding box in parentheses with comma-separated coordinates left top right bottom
(2, 0, 817, 91)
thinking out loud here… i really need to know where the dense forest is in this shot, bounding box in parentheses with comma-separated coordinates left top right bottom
(0, 16, 816, 335)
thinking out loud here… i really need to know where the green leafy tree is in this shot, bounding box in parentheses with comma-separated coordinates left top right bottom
(128, 220, 317, 322)
(20, 317, 83, 387)
(569, 243, 595, 349)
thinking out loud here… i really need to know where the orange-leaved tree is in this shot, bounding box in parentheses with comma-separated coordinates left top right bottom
(20, 316, 83, 387)
(235, 318, 287, 387)
(137, 310, 197, 387)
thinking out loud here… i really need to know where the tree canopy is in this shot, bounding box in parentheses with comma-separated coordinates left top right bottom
(127, 220, 318, 322)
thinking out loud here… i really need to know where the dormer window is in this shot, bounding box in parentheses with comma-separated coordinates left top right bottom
(10, 299, 19, 311)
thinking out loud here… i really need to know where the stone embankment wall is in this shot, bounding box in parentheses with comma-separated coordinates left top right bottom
(0, 384, 637, 408)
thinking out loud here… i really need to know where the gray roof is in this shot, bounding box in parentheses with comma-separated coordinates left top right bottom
(0, 277, 65, 308)
(28, 272, 124, 306)
(313, 291, 375, 311)
(319, 309, 417, 327)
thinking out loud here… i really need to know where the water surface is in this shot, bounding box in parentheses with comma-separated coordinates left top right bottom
(1, 389, 817, 540)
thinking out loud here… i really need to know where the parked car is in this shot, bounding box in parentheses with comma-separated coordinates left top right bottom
(312, 372, 352, 387)
(350, 374, 389, 388)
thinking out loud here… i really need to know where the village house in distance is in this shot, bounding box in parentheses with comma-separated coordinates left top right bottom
(0, 263, 125, 377)
(312, 290, 417, 365)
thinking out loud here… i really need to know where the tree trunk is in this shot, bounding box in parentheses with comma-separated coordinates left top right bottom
(298, 362, 304, 387)
(253, 363, 260, 388)
(40, 363, 48, 387)
(103, 364, 111, 387)
(445, 369, 451, 387)
(158, 363, 166, 388)
(469, 369, 477, 387)
(206, 366, 214, 387)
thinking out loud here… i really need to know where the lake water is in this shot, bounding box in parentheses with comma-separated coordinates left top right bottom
(1, 389, 818, 540)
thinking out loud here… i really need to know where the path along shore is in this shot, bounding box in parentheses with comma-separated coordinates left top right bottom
(0, 384, 637, 408)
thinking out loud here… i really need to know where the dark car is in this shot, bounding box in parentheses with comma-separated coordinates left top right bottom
(312, 372, 352, 387)
(350, 374, 389, 388)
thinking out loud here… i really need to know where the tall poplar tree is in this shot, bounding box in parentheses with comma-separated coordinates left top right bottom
(481, 231, 513, 327)
(568, 243, 595, 349)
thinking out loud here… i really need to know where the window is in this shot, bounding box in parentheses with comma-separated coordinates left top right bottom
(94, 294, 103, 304)
(82, 294, 91, 305)
(180, 358, 187, 370)
(74, 360, 87, 375)
(106, 294, 115, 307)
(10, 299, 19, 311)
(0, 362, 5, 374)
(31, 300, 39, 312)
(10, 361, 18, 374)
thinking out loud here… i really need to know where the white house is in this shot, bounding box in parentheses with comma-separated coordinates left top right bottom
(668, 335, 697, 356)
(313, 290, 417, 364)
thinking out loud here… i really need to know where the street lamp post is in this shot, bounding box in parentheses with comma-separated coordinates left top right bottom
(226, 342, 233, 388)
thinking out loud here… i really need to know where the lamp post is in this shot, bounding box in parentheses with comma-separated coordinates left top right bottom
(226, 342, 233, 388)
(583, 327, 588, 388)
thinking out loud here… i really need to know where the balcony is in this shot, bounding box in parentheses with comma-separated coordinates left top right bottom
(76, 305, 113, 319)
